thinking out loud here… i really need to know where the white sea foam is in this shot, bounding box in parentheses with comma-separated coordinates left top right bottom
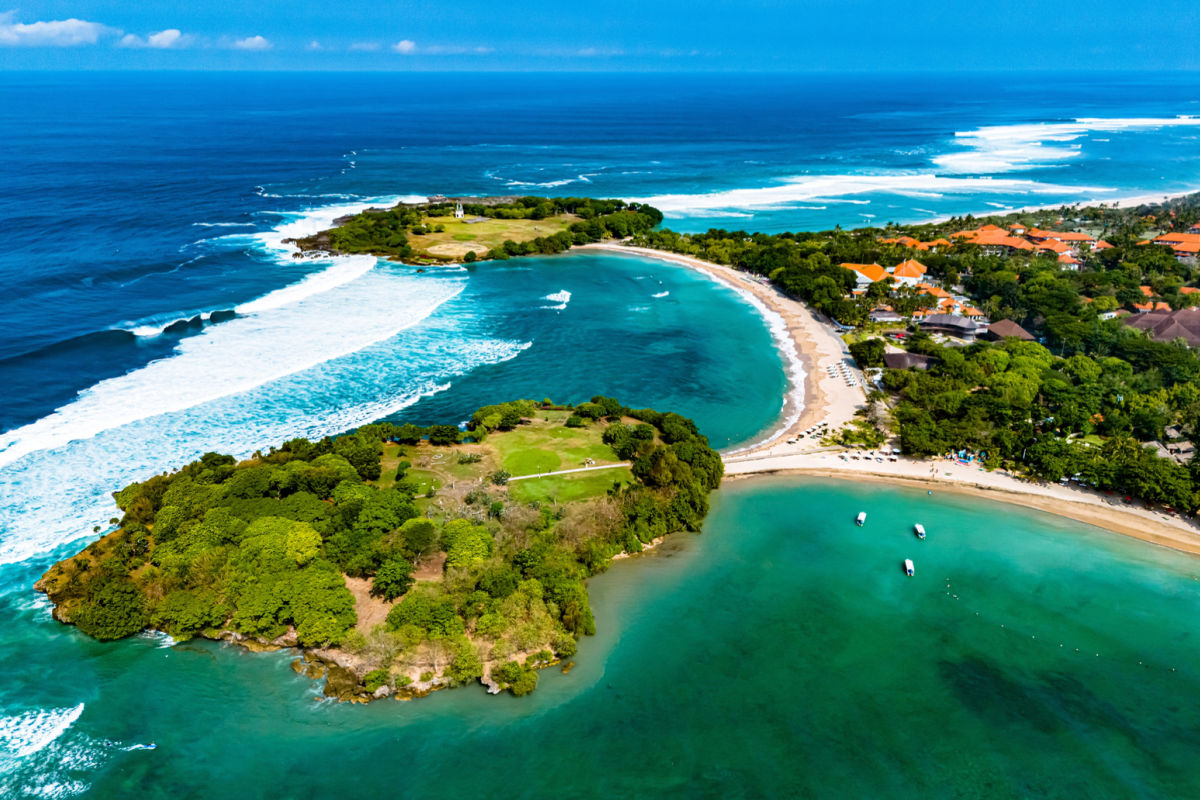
(541, 290, 571, 310)
(504, 175, 589, 189)
(191, 222, 248, 228)
(0, 324, 529, 566)
(628, 173, 1110, 216)
(0, 272, 463, 471)
(934, 116, 1200, 174)
(652, 291, 669, 298)
(0, 704, 83, 759)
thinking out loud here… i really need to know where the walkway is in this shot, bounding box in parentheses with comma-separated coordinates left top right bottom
(508, 462, 632, 481)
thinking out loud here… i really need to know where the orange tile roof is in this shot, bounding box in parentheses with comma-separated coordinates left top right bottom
(841, 262, 890, 283)
(1035, 240, 1072, 254)
(1156, 302, 1172, 311)
(1094, 240, 1113, 250)
(1028, 228, 1095, 243)
(892, 259, 928, 278)
(961, 230, 1035, 250)
(1139, 285, 1154, 297)
(1180, 287, 1200, 295)
(1081, 296, 1093, 303)
(1173, 242, 1200, 254)
(1058, 253, 1081, 264)
(1136, 240, 1152, 246)
(1155, 233, 1200, 245)
(1133, 302, 1154, 311)
(962, 307, 986, 316)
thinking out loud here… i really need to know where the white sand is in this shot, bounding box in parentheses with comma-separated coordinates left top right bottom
(583, 242, 1200, 558)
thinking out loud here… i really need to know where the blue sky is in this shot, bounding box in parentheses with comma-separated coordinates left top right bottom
(2, 1, 1199, 71)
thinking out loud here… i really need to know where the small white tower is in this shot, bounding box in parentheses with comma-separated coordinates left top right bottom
(454, 201, 464, 219)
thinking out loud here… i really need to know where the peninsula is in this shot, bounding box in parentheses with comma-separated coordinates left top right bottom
(290, 195, 662, 265)
(36, 398, 723, 701)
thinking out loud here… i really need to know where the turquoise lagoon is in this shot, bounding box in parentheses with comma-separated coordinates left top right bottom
(6, 478, 1200, 798)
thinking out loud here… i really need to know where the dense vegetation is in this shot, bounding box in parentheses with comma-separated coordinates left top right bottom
(886, 333, 1198, 508)
(38, 396, 722, 699)
(631, 192, 1200, 330)
(633, 194, 1200, 511)
(296, 196, 662, 263)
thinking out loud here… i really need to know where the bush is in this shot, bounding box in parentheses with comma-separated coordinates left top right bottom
(371, 558, 415, 601)
(490, 470, 511, 486)
(849, 338, 886, 369)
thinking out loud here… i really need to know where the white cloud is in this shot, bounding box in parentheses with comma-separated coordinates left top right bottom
(392, 39, 416, 54)
(349, 41, 380, 52)
(232, 35, 271, 51)
(0, 12, 118, 46)
(306, 40, 322, 51)
(119, 29, 191, 49)
(577, 47, 624, 57)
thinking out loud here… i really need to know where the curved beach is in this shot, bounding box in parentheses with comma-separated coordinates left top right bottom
(585, 243, 1200, 558)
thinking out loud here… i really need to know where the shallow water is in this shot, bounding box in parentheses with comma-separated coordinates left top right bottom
(6, 478, 1199, 798)
(6, 70, 1200, 796)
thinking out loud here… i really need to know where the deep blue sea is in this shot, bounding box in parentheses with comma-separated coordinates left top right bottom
(3, 71, 1200, 796)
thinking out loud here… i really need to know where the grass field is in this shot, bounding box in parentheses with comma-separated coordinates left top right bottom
(412, 213, 578, 260)
(371, 410, 629, 509)
(508, 467, 633, 504)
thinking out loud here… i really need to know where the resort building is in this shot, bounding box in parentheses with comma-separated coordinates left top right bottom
(869, 306, 903, 324)
(840, 262, 890, 286)
(1124, 307, 1200, 347)
(918, 313, 981, 341)
(888, 259, 928, 286)
(983, 319, 1034, 341)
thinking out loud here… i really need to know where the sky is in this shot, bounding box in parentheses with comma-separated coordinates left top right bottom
(1, 1, 1199, 72)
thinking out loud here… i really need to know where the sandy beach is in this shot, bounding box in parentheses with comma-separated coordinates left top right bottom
(583, 241, 1200, 558)
(581, 243, 867, 451)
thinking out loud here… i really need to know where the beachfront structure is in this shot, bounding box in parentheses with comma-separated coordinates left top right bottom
(918, 313, 981, 341)
(1124, 306, 1200, 347)
(983, 319, 1034, 342)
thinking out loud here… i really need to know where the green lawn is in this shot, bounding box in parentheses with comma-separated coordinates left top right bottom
(491, 415, 619, 477)
(412, 214, 577, 260)
(508, 467, 633, 504)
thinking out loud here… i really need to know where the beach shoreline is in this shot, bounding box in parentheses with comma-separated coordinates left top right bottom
(725, 462, 1200, 558)
(581, 241, 1200, 559)
(579, 242, 866, 454)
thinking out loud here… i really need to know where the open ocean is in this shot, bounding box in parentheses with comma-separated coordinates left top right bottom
(3, 71, 1200, 797)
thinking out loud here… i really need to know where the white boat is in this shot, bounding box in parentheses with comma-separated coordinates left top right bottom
(904, 558, 915, 576)
(914, 523, 926, 539)
(856, 511, 866, 527)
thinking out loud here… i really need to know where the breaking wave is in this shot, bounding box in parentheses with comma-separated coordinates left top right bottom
(541, 290, 571, 310)
(627, 173, 1113, 217)
(934, 116, 1200, 174)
